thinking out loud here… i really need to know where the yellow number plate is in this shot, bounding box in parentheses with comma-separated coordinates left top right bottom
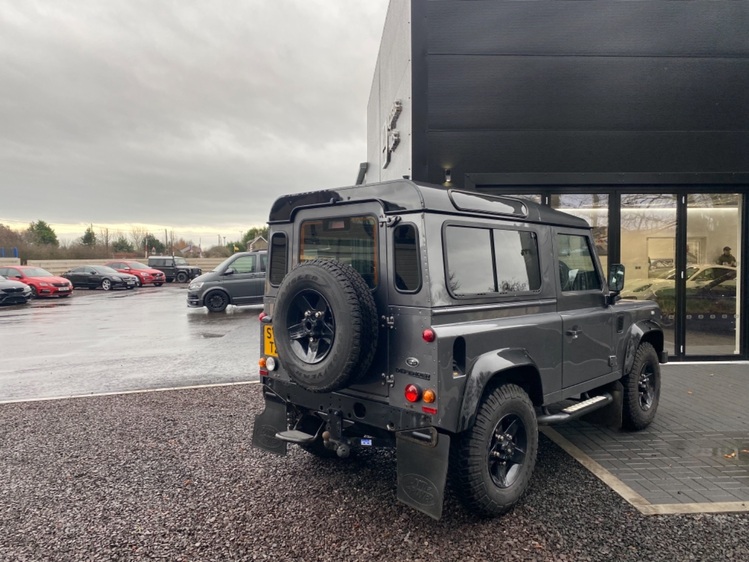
(263, 325, 277, 356)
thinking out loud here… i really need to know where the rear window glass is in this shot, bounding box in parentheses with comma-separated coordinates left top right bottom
(299, 216, 378, 288)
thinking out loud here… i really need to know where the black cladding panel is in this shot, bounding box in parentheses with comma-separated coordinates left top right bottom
(407, 0, 749, 185)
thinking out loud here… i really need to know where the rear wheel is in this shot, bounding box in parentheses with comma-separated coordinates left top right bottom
(453, 384, 538, 517)
(622, 342, 661, 430)
(205, 291, 229, 313)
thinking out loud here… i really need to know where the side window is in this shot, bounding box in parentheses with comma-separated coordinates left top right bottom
(445, 226, 495, 296)
(299, 216, 378, 288)
(393, 224, 421, 292)
(269, 233, 288, 286)
(557, 233, 602, 292)
(446, 225, 542, 297)
(493, 230, 541, 292)
(259, 254, 268, 272)
(231, 256, 256, 273)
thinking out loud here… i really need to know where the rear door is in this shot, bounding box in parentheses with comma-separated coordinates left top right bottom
(555, 231, 617, 389)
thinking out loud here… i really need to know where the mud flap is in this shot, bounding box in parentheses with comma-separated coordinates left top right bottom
(396, 428, 450, 520)
(251, 394, 288, 455)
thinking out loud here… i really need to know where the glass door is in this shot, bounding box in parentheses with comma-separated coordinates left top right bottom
(619, 194, 678, 356)
(684, 194, 741, 356)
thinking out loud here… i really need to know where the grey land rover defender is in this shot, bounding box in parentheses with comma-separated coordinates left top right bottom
(252, 179, 666, 520)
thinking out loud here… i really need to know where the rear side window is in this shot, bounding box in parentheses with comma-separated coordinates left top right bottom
(269, 233, 288, 286)
(299, 216, 378, 288)
(445, 225, 541, 297)
(393, 223, 421, 292)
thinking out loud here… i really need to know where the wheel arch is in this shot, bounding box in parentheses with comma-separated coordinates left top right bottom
(456, 348, 543, 433)
(623, 319, 665, 376)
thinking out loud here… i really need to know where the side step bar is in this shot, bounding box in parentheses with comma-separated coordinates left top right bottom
(537, 393, 613, 425)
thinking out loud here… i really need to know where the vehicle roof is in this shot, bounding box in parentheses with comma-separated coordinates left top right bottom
(268, 179, 589, 228)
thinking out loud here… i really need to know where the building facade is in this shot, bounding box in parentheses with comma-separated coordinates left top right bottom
(365, 0, 749, 360)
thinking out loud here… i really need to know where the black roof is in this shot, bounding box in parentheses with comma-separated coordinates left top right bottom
(268, 180, 589, 229)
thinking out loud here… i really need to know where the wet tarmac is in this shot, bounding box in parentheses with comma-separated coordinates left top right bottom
(0, 285, 261, 402)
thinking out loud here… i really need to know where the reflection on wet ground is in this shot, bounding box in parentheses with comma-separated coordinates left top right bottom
(0, 286, 261, 402)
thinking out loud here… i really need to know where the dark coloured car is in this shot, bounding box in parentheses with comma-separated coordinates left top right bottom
(61, 265, 138, 291)
(252, 179, 667, 520)
(187, 251, 267, 313)
(0, 265, 73, 298)
(147, 255, 202, 283)
(0, 274, 33, 305)
(104, 260, 166, 287)
(651, 270, 737, 331)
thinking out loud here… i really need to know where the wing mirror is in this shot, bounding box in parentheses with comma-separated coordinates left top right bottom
(608, 264, 625, 297)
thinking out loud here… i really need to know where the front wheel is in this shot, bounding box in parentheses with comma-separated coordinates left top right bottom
(453, 383, 538, 517)
(622, 342, 661, 430)
(30, 285, 38, 298)
(101, 279, 112, 291)
(176, 271, 188, 283)
(205, 291, 229, 313)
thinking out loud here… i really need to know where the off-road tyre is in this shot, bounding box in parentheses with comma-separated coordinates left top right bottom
(273, 259, 378, 393)
(205, 290, 229, 313)
(453, 383, 538, 517)
(176, 271, 189, 283)
(622, 342, 660, 430)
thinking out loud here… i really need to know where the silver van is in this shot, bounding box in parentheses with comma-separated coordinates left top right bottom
(187, 251, 267, 312)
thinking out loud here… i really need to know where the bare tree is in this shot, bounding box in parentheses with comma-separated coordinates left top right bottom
(130, 226, 147, 255)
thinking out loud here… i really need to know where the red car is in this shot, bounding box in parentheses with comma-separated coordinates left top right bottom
(104, 261, 166, 287)
(0, 265, 73, 298)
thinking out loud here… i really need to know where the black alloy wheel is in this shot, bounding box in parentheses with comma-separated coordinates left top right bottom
(622, 342, 661, 430)
(453, 383, 538, 517)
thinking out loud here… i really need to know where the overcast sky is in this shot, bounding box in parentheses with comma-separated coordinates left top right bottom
(0, 0, 389, 244)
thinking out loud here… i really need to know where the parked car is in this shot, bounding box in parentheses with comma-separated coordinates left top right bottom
(146, 255, 202, 283)
(0, 275, 33, 305)
(61, 265, 138, 291)
(0, 266, 73, 298)
(187, 251, 267, 312)
(621, 264, 736, 301)
(651, 269, 737, 331)
(104, 260, 166, 287)
(252, 179, 666, 520)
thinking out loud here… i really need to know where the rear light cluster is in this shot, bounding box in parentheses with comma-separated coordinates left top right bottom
(404, 383, 437, 415)
(258, 356, 277, 376)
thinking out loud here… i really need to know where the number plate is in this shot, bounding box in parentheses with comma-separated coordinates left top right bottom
(263, 325, 277, 356)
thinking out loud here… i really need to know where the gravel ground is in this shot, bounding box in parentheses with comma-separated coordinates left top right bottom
(1, 385, 747, 562)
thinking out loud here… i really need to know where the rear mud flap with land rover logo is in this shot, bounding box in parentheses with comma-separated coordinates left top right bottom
(396, 428, 450, 520)
(251, 394, 288, 455)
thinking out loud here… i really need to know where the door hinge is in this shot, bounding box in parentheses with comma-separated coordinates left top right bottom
(382, 315, 395, 329)
(382, 373, 395, 387)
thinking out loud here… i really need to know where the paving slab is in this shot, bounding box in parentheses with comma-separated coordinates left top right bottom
(545, 362, 749, 515)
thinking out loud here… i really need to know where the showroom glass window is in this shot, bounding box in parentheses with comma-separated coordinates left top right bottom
(552, 194, 608, 272)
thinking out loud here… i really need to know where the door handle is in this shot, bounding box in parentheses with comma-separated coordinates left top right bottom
(566, 328, 582, 339)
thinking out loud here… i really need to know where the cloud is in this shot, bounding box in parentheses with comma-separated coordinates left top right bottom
(0, 0, 388, 240)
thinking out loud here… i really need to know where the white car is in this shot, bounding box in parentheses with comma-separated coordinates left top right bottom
(621, 264, 736, 301)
